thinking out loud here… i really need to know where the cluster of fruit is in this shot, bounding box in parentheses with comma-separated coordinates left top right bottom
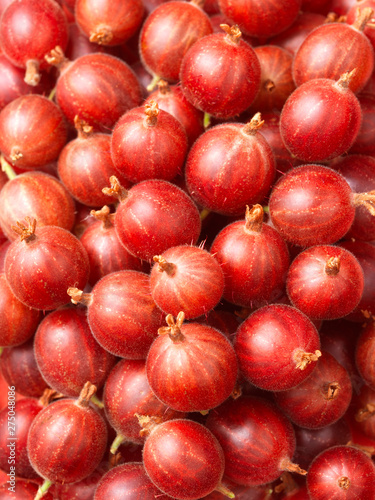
(1, 0, 375, 499)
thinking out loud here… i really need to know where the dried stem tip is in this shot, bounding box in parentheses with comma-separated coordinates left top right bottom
(338, 476, 350, 490)
(158, 311, 185, 342)
(158, 80, 171, 95)
(322, 382, 340, 400)
(10, 146, 23, 162)
(90, 205, 115, 229)
(336, 69, 357, 89)
(353, 7, 374, 32)
(109, 451, 122, 467)
(264, 79, 276, 93)
(102, 176, 129, 202)
(242, 112, 265, 135)
(39, 389, 64, 407)
(274, 472, 298, 494)
(76, 381, 97, 408)
(11, 217, 37, 242)
(280, 459, 307, 476)
(355, 403, 375, 422)
(231, 383, 242, 400)
(25, 59, 41, 86)
(325, 257, 341, 276)
(145, 100, 159, 126)
(220, 24, 242, 44)
(245, 204, 264, 232)
(67, 287, 92, 306)
(135, 414, 163, 437)
(294, 350, 322, 370)
(153, 255, 177, 276)
(89, 26, 114, 45)
(324, 12, 346, 24)
(44, 45, 69, 69)
(74, 115, 94, 138)
(353, 190, 375, 216)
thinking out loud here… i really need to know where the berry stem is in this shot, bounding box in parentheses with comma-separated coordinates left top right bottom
(338, 476, 350, 490)
(336, 69, 357, 89)
(24, 59, 41, 86)
(231, 382, 242, 400)
(191, 0, 205, 8)
(90, 26, 113, 45)
(144, 101, 159, 126)
(102, 176, 129, 202)
(10, 146, 23, 163)
(0, 154, 16, 180)
(346, 440, 375, 457)
(48, 87, 56, 101)
(274, 472, 298, 494)
(200, 208, 211, 220)
(109, 451, 122, 468)
(220, 24, 242, 44)
(203, 112, 211, 129)
(67, 287, 93, 306)
(147, 74, 161, 92)
(324, 12, 346, 23)
(110, 433, 126, 455)
(355, 403, 375, 422)
(242, 112, 264, 136)
(35, 479, 53, 500)
(135, 414, 163, 437)
(153, 255, 177, 276)
(293, 349, 322, 370)
(44, 45, 70, 71)
(325, 257, 340, 276)
(11, 217, 37, 242)
(76, 381, 97, 408)
(74, 115, 94, 138)
(90, 394, 104, 409)
(245, 204, 264, 232)
(158, 79, 170, 94)
(353, 190, 375, 216)
(322, 382, 341, 400)
(39, 389, 64, 407)
(353, 7, 374, 32)
(264, 79, 276, 92)
(158, 312, 185, 343)
(281, 459, 307, 476)
(90, 206, 115, 229)
(215, 483, 235, 498)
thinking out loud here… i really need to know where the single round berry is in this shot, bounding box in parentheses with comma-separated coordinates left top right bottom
(235, 304, 321, 391)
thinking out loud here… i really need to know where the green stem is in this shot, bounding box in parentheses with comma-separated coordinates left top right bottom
(90, 394, 104, 409)
(110, 433, 126, 455)
(35, 479, 53, 500)
(203, 112, 211, 129)
(146, 74, 160, 92)
(200, 208, 211, 221)
(0, 155, 16, 180)
(263, 205, 269, 214)
(48, 87, 56, 101)
(215, 483, 235, 498)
